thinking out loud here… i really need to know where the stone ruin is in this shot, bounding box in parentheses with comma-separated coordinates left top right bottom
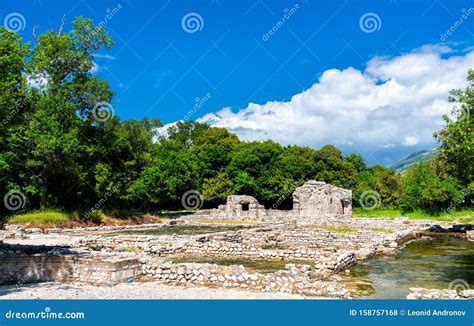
(217, 195, 266, 219)
(293, 180, 352, 217)
(200, 180, 352, 220)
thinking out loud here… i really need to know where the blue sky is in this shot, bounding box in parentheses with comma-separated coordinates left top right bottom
(2, 0, 474, 165)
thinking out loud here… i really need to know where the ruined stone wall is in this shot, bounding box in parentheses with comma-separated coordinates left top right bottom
(192, 180, 353, 221)
(139, 260, 349, 298)
(0, 245, 138, 285)
(292, 181, 352, 217)
(79, 233, 357, 279)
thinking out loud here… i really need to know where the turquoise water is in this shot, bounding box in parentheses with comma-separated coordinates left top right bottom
(342, 237, 474, 299)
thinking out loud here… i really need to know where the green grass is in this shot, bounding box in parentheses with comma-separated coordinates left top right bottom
(195, 219, 256, 225)
(7, 210, 71, 224)
(368, 228, 395, 234)
(105, 224, 251, 236)
(306, 225, 358, 234)
(168, 255, 308, 274)
(353, 208, 474, 223)
(119, 246, 140, 253)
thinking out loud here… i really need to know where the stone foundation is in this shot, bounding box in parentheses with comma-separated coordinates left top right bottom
(0, 244, 138, 285)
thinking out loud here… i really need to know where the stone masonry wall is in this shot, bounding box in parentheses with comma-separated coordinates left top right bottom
(0, 244, 138, 285)
(139, 260, 350, 298)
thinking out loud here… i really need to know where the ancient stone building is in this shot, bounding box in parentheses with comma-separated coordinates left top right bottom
(196, 180, 352, 220)
(292, 180, 352, 217)
(215, 195, 266, 219)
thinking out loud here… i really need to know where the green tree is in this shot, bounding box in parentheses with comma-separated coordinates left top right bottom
(166, 121, 209, 148)
(400, 161, 464, 211)
(192, 127, 240, 180)
(0, 28, 31, 213)
(127, 139, 197, 210)
(313, 145, 358, 190)
(345, 153, 367, 173)
(434, 70, 474, 188)
(201, 172, 234, 204)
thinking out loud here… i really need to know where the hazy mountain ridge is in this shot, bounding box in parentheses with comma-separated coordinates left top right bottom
(391, 149, 438, 173)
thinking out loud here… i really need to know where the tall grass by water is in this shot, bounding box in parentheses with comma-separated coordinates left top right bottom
(353, 208, 473, 223)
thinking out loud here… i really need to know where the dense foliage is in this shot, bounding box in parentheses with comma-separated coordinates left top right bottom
(0, 19, 472, 218)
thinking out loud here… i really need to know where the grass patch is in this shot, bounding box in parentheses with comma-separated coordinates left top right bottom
(306, 225, 358, 234)
(168, 255, 307, 274)
(119, 246, 140, 253)
(7, 210, 71, 224)
(261, 243, 288, 250)
(195, 219, 256, 225)
(105, 225, 251, 236)
(158, 209, 199, 214)
(353, 208, 474, 223)
(4, 209, 168, 228)
(368, 228, 395, 234)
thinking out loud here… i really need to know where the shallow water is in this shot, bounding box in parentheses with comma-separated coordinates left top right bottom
(342, 237, 474, 299)
(105, 225, 250, 236)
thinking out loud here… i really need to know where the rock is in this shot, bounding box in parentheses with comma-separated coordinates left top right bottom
(459, 290, 474, 299)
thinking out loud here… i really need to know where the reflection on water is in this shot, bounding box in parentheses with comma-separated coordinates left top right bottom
(341, 237, 474, 299)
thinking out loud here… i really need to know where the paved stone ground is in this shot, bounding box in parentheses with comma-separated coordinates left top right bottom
(0, 282, 304, 299)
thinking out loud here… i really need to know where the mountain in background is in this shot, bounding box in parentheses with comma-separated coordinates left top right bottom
(390, 149, 438, 173)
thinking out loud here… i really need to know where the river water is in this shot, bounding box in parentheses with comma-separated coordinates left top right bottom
(341, 237, 474, 299)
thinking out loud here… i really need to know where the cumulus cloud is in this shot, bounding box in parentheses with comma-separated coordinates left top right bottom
(403, 136, 419, 146)
(194, 45, 473, 157)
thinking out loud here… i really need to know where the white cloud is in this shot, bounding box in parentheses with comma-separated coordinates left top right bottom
(194, 45, 473, 156)
(89, 62, 99, 74)
(403, 136, 419, 146)
(93, 53, 116, 60)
